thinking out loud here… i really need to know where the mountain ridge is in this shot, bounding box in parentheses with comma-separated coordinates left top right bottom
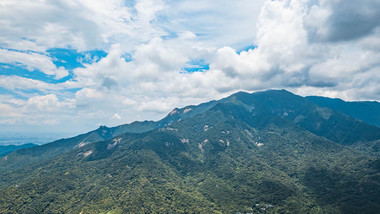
(1, 89, 379, 213)
(306, 96, 380, 127)
(0, 143, 37, 157)
(2, 89, 380, 169)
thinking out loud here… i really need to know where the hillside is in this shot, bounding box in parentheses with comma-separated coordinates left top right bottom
(0, 143, 37, 157)
(1, 90, 379, 213)
(0, 120, 159, 170)
(306, 96, 380, 128)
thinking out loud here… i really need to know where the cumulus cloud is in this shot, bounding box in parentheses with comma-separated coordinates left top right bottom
(0, 94, 75, 126)
(25, 94, 75, 112)
(207, 0, 380, 100)
(0, 0, 165, 52)
(0, 0, 379, 138)
(305, 0, 380, 42)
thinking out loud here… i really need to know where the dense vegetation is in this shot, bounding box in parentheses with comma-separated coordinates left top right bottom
(307, 96, 380, 127)
(1, 90, 379, 213)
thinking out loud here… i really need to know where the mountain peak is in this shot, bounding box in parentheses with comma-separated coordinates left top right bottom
(1, 89, 380, 213)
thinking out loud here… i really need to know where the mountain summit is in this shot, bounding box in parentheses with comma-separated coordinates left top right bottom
(1, 90, 380, 213)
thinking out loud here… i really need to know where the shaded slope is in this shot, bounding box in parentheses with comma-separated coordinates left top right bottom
(307, 96, 380, 127)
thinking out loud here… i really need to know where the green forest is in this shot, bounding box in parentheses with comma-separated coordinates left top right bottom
(1, 90, 379, 213)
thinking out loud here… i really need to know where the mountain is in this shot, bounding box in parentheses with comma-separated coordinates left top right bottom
(0, 143, 37, 157)
(228, 90, 380, 145)
(1, 90, 379, 213)
(306, 96, 380, 128)
(0, 120, 159, 170)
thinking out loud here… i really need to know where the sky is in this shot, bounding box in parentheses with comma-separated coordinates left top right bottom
(0, 0, 379, 143)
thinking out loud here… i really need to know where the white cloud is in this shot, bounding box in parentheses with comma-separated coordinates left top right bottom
(0, 0, 165, 52)
(135, 0, 164, 23)
(0, 49, 68, 79)
(1, 0, 379, 138)
(159, 0, 265, 49)
(0, 0, 265, 53)
(139, 100, 172, 113)
(206, 0, 380, 100)
(112, 113, 122, 120)
(25, 94, 75, 112)
(59, 0, 379, 129)
(0, 75, 56, 91)
(0, 94, 76, 128)
(0, 103, 22, 124)
(304, 0, 380, 42)
(0, 75, 80, 97)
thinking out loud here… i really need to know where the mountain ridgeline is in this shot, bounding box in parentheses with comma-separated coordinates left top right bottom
(0, 143, 37, 157)
(306, 96, 380, 128)
(1, 90, 379, 213)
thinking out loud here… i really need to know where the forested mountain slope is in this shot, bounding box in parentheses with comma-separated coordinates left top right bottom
(1, 90, 379, 213)
(306, 96, 380, 128)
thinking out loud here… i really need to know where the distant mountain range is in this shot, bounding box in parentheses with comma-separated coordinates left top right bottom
(1, 89, 379, 213)
(0, 143, 37, 157)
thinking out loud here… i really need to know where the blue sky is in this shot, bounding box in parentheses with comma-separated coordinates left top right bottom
(0, 0, 379, 144)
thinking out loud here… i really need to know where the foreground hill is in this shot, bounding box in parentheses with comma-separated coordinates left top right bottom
(1, 90, 379, 213)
